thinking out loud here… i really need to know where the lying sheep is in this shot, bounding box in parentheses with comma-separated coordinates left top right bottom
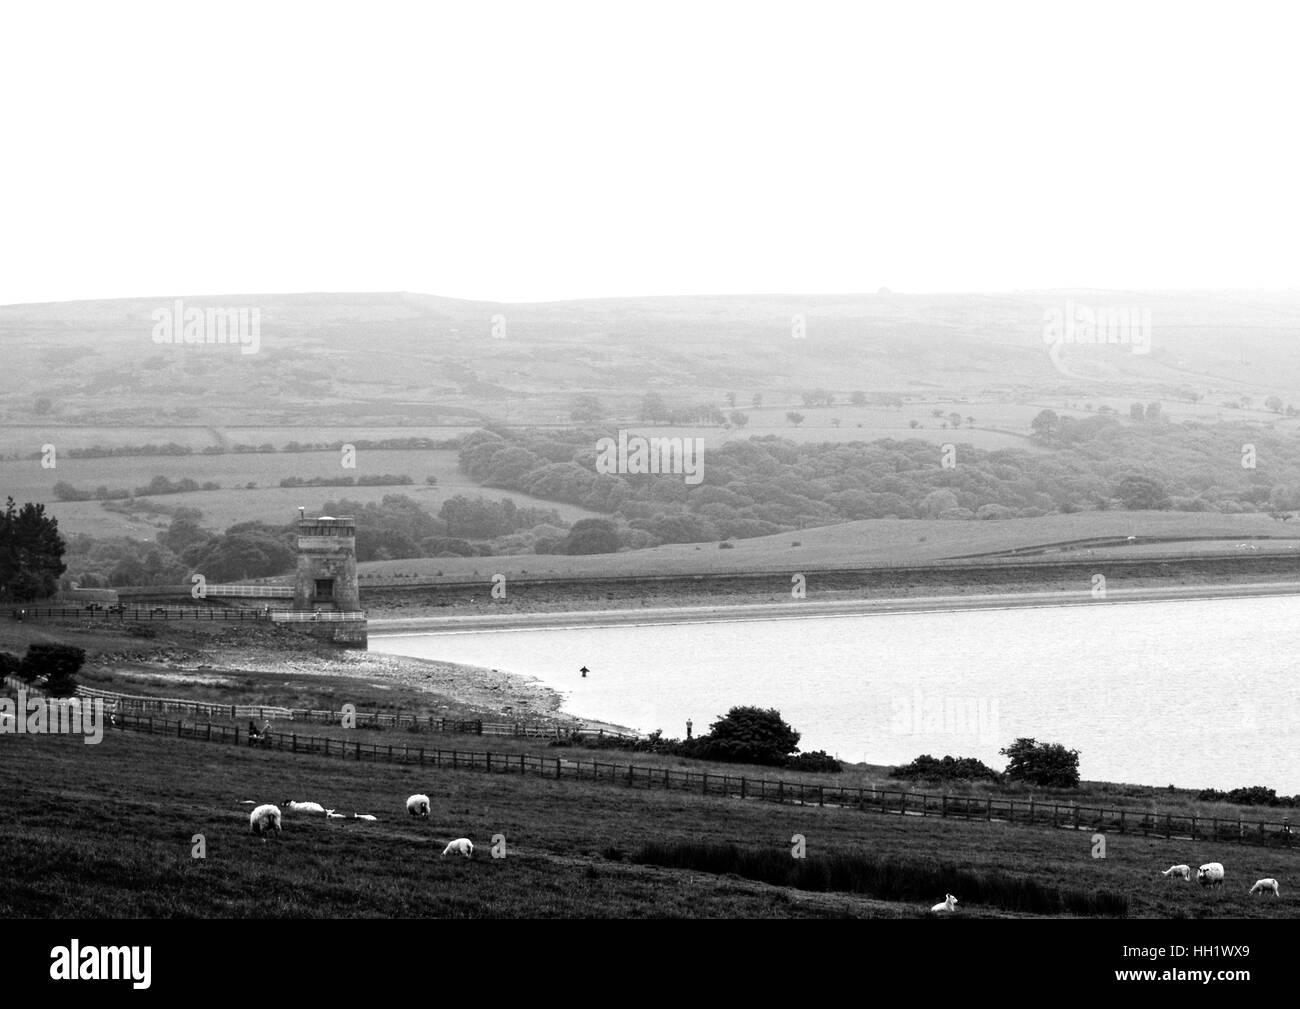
(352, 813, 378, 822)
(406, 794, 431, 818)
(929, 893, 958, 914)
(1249, 878, 1280, 897)
(1161, 864, 1192, 880)
(324, 808, 346, 819)
(283, 800, 326, 814)
(1197, 862, 1225, 887)
(249, 803, 282, 839)
(442, 837, 474, 858)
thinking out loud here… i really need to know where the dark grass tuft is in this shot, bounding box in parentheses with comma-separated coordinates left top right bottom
(633, 841, 1128, 916)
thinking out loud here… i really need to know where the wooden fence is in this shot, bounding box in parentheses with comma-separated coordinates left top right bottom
(9, 605, 268, 622)
(95, 709, 1297, 848)
(69, 684, 632, 740)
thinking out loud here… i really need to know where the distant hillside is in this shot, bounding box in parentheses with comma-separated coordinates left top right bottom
(3, 289, 1300, 434)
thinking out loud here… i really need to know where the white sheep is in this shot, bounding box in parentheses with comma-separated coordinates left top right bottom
(929, 893, 958, 913)
(324, 808, 346, 819)
(1160, 864, 1192, 880)
(442, 837, 474, 858)
(283, 800, 326, 814)
(1249, 877, 1280, 897)
(406, 794, 431, 818)
(1197, 862, 1225, 887)
(352, 813, 378, 822)
(249, 803, 282, 839)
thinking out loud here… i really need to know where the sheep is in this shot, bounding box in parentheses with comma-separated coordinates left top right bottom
(1249, 877, 1280, 897)
(1160, 864, 1192, 880)
(1197, 862, 1225, 887)
(249, 803, 282, 839)
(324, 809, 346, 819)
(352, 813, 378, 822)
(283, 800, 326, 814)
(442, 838, 474, 858)
(929, 893, 958, 914)
(406, 794, 431, 818)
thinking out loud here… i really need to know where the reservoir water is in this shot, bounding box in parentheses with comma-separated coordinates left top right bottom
(369, 593, 1300, 793)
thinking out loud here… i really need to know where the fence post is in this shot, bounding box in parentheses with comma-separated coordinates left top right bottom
(627, 764, 633, 786)
(779, 780, 784, 804)
(741, 777, 746, 800)
(555, 758, 561, 780)
(355, 741, 361, 761)
(1165, 814, 1172, 839)
(818, 785, 824, 807)
(1119, 809, 1125, 833)
(420, 748, 425, 766)
(941, 794, 948, 818)
(292, 733, 297, 753)
(1029, 798, 1035, 824)
(900, 790, 906, 815)
(1190, 816, 1197, 841)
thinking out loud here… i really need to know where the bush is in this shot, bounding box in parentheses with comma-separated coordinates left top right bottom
(20, 643, 86, 694)
(1197, 785, 1290, 807)
(891, 754, 1002, 783)
(786, 750, 842, 773)
(0, 651, 22, 677)
(696, 706, 801, 767)
(1000, 737, 1080, 788)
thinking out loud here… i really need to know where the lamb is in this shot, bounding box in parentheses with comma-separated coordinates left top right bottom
(352, 813, 378, 822)
(249, 803, 282, 839)
(1161, 864, 1192, 880)
(324, 809, 346, 819)
(929, 893, 958, 914)
(1197, 862, 1225, 887)
(406, 794, 431, 818)
(283, 800, 326, 814)
(1249, 877, 1280, 897)
(442, 838, 474, 858)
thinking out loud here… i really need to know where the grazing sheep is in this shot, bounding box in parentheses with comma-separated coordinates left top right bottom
(283, 800, 326, 814)
(406, 794, 431, 818)
(1161, 864, 1192, 880)
(249, 803, 282, 839)
(442, 838, 474, 858)
(324, 808, 346, 819)
(1249, 878, 1280, 897)
(929, 893, 958, 914)
(1197, 862, 1225, 887)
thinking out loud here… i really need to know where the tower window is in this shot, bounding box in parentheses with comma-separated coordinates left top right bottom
(315, 579, 335, 599)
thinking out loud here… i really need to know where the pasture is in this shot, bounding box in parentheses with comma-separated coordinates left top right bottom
(3, 726, 1296, 918)
(3, 448, 601, 540)
(355, 510, 1300, 583)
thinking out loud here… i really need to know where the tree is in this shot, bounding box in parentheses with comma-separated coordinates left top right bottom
(948, 412, 963, 430)
(1000, 737, 1080, 787)
(785, 411, 805, 427)
(19, 643, 85, 696)
(0, 498, 67, 602)
(751, 393, 763, 409)
(1130, 402, 1145, 421)
(1266, 395, 1284, 413)
(569, 394, 605, 423)
(725, 391, 737, 408)
(850, 391, 867, 407)
(638, 392, 670, 423)
(1145, 401, 1162, 422)
(562, 518, 620, 555)
(909, 419, 920, 429)
(730, 410, 749, 428)
(1114, 474, 1171, 510)
(1030, 409, 1059, 440)
(698, 706, 801, 766)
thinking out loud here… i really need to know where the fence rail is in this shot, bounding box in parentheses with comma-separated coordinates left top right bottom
(66, 684, 631, 740)
(270, 611, 366, 623)
(59, 708, 1296, 849)
(203, 585, 294, 598)
(9, 606, 269, 622)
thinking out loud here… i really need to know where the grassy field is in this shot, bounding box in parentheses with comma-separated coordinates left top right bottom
(2, 726, 1295, 918)
(355, 510, 1300, 583)
(8, 448, 601, 539)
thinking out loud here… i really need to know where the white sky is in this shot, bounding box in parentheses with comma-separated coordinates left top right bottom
(1, 0, 1297, 305)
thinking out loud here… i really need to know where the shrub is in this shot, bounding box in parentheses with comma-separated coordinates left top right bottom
(1000, 737, 1080, 788)
(20, 643, 86, 693)
(696, 706, 800, 767)
(786, 750, 842, 773)
(0, 651, 22, 677)
(892, 754, 1002, 782)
